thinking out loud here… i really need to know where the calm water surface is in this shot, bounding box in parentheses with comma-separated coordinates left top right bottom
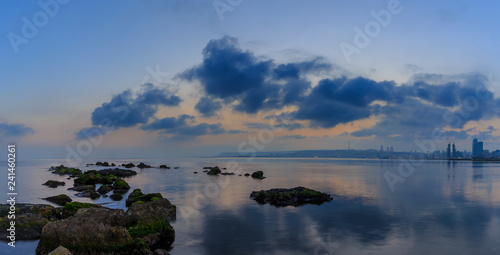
(1, 158, 500, 254)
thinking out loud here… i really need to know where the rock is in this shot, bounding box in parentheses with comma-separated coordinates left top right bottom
(47, 246, 72, 255)
(112, 178, 131, 194)
(50, 165, 82, 176)
(244, 173, 250, 177)
(251, 171, 265, 179)
(43, 180, 65, 188)
(36, 207, 151, 255)
(193, 171, 198, 174)
(98, 168, 137, 177)
(61, 202, 102, 218)
(202, 167, 212, 169)
(73, 170, 99, 186)
(220, 172, 235, 175)
(95, 162, 103, 165)
(75, 190, 101, 199)
(128, 189, 144, 198)
(238, 174, 242, 176)
(111, 163, 116, 166)
(125, 198, 176, 249)
(0, 204, 58, 240)
(101, 162, 110, 167)
(207, 166, 221, 175)
(126, 192, 163, 207)
(122, 163, 135, 168)
(43, 194, 72, 206)
(250, 186, 333, 207)
(137, 162, 153, 169)
(159, 165, 170, 169)
(67, 185, 95, 192)
(203, 170, 208, 173)
(97, 184, 113, 195)
(110, 194, 123, 201)
(174, 167, 179, 169)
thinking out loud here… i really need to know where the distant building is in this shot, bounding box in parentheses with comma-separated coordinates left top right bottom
(473, 138, 478, 157)
(447, 143, 451, 159)
(390, 146, 393, 153)
(380, 145, 384, 152)
(452, 144, 456, 158)
(478, 141, 484, 157)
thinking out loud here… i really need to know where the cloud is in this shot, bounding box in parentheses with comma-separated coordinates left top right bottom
(76, 83, 181, 140)
(141, 114, 243, 137)
(91, 83, 181, 128)
(195, 97, 223, 117)
(180, 36, 331, 115)
(244, 122, 303, 131)
(0, 123, 34, 138)
(279, 135, 306, 140)
(294, 77, 400, 128)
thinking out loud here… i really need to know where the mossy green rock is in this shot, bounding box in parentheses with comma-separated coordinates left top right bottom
(126, 193, 163, 207)
(61, 202, 102, 218)
(250, 186, 333, 207)
(97, 184, 113, 195)
(125, 198, 176, 249)
(36, 208, 151, 255)
(0, 204, 58, 240)
(112, 178, 131, 194)
(50, 165, 82, 176)
(207, 166, 221, 175)
(43, 180, 66, 188)
(43, 194, 72, 206)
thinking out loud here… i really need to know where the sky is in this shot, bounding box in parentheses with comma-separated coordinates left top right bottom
(1, 0, 500, 159)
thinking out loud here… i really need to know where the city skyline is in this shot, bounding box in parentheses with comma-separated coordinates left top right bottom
(2, 1, 500, 159)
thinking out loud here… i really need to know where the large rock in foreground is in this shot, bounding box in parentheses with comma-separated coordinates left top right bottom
(0, 204, 58, 240)
(47, 246, 73, 255)
(36, 208, 151, 255)
(250, 186, 333, 207)
(125, 198, 176, 250)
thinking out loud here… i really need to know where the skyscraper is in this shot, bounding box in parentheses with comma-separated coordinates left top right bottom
(452, 143, 456, 158)
(447, 143, 451, 159)
(478, 141, 484, 158)
(473, 138, 478, 157)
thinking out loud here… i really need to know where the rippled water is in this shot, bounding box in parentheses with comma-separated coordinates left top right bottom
(2, 158, 500, 254)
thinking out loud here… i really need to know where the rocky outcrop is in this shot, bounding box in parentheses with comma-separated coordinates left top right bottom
(0, 204, 58, 240)
(43, 180, 65, 188)
(36, 208, 151, 255)
(50, 165, 82, 176)
(122, 163, 135, 168)
(75, 190, 101, 199)
(110, 194, 123, 201)
(137, 162, 153, 169)
(61, 202, 102, 219)
(98, 168, 137, 177)
(158, 165, 170, 169)
(43, 194, 72, 206)
(207, 166, 221, 175)
(250, 186, 333, 207)
(125, 198, 176, 250)
(97, 184, 113, 195)
(112, 178, 131, 194)
(251, 171, 265, 179)
(125, 189, 163, 207)
(67, 185, 95, 192)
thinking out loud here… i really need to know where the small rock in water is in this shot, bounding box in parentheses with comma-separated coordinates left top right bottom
(43, 180, 65, 188)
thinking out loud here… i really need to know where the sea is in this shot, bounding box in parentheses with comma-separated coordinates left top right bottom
(1, 158, 500, 255)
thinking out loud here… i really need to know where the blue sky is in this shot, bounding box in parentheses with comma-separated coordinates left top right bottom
(1, 0, 500, 159)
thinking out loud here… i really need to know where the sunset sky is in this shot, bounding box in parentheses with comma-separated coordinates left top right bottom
(2, 0, 500, 159)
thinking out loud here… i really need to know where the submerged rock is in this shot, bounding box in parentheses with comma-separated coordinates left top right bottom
(0, 204, 58, 240)
(137, 162, 153, 169)
(110, 194, 123, 201)
(250, 186, 333, 207)
(244, 173, 250, 177)
(206, 166, 221, 175)
(251, 171, 265, 179)
(97, 184, 113, 195)
(36, 207, 151, 255)
(159, 165, 170, 169)
(43, 180, 65, 188)
(43, 194, 72, 206)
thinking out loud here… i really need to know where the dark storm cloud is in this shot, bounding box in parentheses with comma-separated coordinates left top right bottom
(141, 114, 243, 136)
(0, 123, 34, 138)
(294, 77, 400, 128)
(195, 97, 223, 117)
(91, 83, 181, 128)
(180, 36, 331, 115)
